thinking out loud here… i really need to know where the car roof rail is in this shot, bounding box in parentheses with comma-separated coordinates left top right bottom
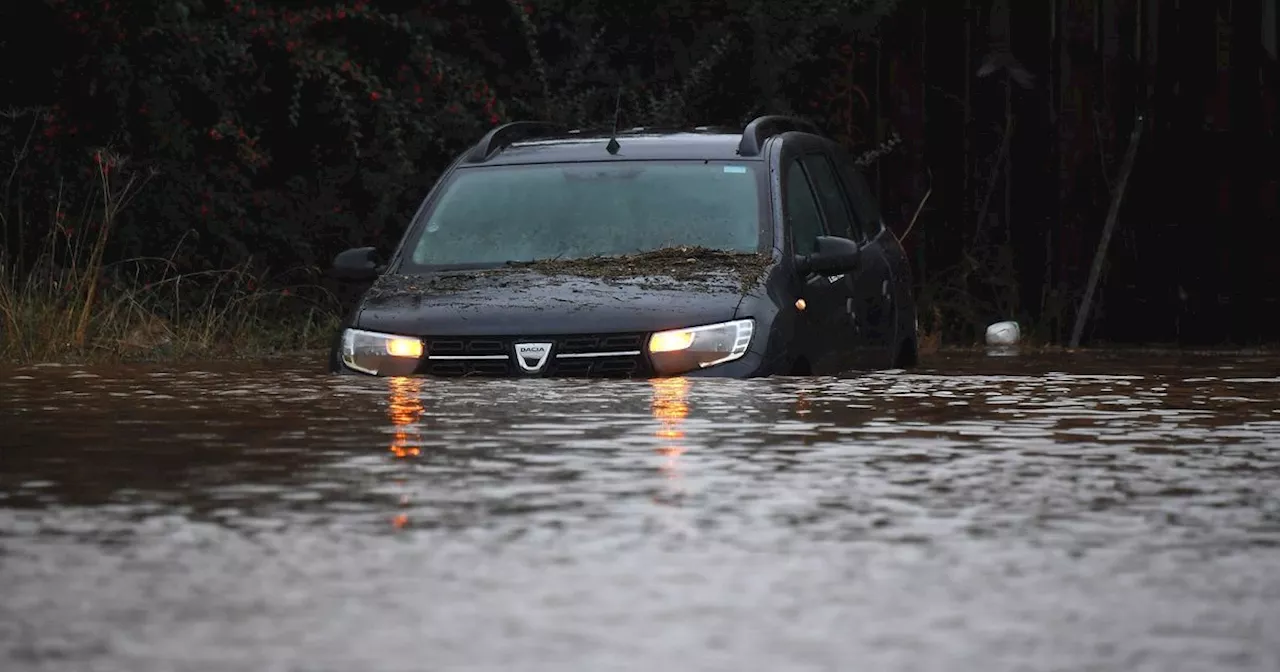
(465, 121, 568, 163)
(737, 115, 823, 156)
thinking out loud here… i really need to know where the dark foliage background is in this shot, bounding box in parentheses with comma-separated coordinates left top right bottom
(3, 0, 1279, 346)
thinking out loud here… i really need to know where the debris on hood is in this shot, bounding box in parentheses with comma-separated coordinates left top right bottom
(509, 246, 774, 292)
(368, 247, 776, 299)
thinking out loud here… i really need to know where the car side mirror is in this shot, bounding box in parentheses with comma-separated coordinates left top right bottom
(796, 235, 860, 276)
(331, 246, 384, 281)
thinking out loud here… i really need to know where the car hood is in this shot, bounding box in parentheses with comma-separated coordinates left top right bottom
(355, 268, 759, 336)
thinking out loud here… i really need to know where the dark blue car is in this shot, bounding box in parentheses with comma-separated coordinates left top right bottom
(329, 116, 919, 378)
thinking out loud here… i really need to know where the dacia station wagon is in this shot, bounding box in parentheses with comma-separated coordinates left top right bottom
(328, 115, 919, 378)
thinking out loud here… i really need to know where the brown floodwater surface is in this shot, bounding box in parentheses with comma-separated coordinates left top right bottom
(1, 350, 1279, 671)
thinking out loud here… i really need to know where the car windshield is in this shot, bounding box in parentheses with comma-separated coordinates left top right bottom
(405, 161, 764, 267)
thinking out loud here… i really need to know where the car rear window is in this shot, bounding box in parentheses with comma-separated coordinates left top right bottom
(407, 161, 765, 267)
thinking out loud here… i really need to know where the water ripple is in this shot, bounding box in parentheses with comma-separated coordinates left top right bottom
(1, 352, 1278, 671)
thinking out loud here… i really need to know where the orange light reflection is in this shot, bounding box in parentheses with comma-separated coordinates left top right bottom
(388, 376, 424, 458)
(650, 377, 690, 476)
(795, 388, 811, 415)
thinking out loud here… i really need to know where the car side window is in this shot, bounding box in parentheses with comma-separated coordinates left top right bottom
(833, 153, 884, 240)
(785, 161, 826, 255)
(799, 154, 858, 242)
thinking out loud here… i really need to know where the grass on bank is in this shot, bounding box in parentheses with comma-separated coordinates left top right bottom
(0, 151, 340, 365)
(0, 260, 341, 364)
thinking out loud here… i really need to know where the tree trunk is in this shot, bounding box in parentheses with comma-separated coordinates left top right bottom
(1058, 0, 1100, 331)
(1229, 0, 1264, 341)
(1070, 119, 1144, 347)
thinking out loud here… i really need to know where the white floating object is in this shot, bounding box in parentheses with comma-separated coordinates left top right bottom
(985, 321, 1021, 346)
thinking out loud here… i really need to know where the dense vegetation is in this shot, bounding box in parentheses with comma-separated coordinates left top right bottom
(1, 0, 1277, 361)
(2, 0, 905, 360)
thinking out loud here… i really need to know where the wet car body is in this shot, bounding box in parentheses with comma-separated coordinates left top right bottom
(328, 116, 918, 379)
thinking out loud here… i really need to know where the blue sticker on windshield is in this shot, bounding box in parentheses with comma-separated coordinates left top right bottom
(723, 165, 747, 174)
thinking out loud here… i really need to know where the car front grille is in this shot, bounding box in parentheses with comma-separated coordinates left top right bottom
(418, 333, 648, 378)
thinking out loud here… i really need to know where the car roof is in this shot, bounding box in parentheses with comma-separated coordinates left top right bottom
(464, 128, 757, 166)
(457, 117, 829, 167)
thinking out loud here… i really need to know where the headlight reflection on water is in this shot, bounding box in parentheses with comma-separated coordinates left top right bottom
(650, 376, 690, 480)
(380, 376, 692, 520)
(387, 376, 424, 459)
(386, 376, 424, 530)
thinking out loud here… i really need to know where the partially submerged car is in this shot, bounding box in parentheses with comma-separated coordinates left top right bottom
(328, 115, 918, 378)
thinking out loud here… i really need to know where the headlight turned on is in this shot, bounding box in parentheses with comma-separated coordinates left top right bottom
(341, 328, 424, 376)
(647, 319, 754, 375)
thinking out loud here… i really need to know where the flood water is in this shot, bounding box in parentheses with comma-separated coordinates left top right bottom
(2, 350, 1279, 671)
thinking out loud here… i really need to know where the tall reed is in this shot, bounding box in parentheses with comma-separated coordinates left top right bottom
(0, 147, 339, 364)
